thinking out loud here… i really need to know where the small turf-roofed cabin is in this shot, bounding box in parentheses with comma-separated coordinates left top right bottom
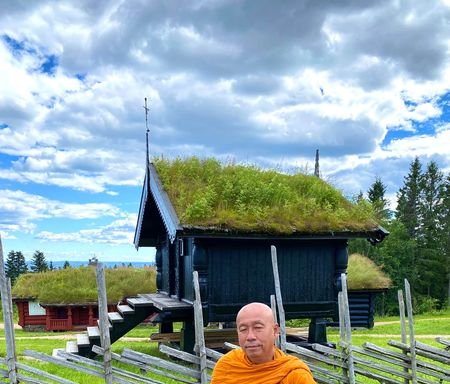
(12, 266, 156, 332)
(13, 299, 115, 332)
(336, 253, 392, 329)
(134, 157, 387, 350)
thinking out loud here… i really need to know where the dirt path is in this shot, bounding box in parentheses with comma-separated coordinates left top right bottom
(1, 319, 448, 341)
(0, 322, 21, 329)
(374, 317, 450, 326)
(0, 334, 148, 341)
(352, 334, 450, 339)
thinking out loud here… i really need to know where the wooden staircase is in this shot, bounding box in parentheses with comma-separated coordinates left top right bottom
(61, 293, 193, 357)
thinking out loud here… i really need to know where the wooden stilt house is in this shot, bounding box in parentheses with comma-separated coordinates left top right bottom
(133, 157, 388, 352)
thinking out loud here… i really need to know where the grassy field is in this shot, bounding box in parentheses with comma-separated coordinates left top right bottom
(0, 311, 449, 383)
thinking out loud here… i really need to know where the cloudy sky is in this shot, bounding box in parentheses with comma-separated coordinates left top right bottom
(1, 0, 449, 264)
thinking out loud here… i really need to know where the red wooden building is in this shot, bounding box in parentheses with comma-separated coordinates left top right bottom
(12, 265, 156, 332)
(14, 299, 116, 331)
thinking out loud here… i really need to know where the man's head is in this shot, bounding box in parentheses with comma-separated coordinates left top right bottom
(236, 302, 280, 364)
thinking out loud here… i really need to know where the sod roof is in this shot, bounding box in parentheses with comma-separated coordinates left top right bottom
(153, 157, 380, 236)
(12, 267, 156, 305)
(347, 253, 392, 290)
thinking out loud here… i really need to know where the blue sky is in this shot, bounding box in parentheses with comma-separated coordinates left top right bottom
(1, 0, 449, 263)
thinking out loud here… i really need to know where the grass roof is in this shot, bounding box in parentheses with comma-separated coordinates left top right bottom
(347, 253, 392, 290)
(154, 157, 378, 234)
(12, 267, 156, 305)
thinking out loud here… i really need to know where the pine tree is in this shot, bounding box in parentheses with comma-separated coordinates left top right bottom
(396, 157, 422, 238)
(416, 161, 447, 304)
(367, 177, 390, 222)
(49, 261, 54, 271)
(376, 219, 417, 314)
(348, 178, 389, 262)
(63, 260, 71, 269)
(30, 250, 49, 273)
(356, 190, 364, 202)
(442, 174, 450, 306)
(5, 250, 28, 285)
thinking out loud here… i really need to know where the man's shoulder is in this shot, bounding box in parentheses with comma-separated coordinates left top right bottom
(217, 347, 243, 363)
(283, 365, 316, 384)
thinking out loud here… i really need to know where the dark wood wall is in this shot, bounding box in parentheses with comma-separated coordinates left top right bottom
(155, 235, 349, 323)
(205, 239, 347, 322)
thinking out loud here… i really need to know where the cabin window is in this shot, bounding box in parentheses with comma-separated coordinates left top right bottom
(28, 301, 46, 316)
(178, 238, 185, 256)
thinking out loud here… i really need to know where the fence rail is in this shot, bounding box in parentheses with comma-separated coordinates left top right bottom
(1, 236, 449, 383)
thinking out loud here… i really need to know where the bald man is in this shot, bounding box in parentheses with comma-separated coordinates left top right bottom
(211, 302, 316, 384)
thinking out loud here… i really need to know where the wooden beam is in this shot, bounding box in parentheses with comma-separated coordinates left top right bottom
(0, 234, 18, 383)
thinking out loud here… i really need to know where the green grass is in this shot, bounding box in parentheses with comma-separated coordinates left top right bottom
(0, 313, 448, 383)
(324, 310, 450, 384)
(327, 308, 450, 337)
(0, 324, 187, 383)
(340, 318, 449, 336)
(154, 157, 379, 234)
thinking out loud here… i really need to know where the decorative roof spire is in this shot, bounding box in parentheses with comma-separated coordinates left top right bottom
(314, 149, 320, 178)
(143, 97, 150, 167)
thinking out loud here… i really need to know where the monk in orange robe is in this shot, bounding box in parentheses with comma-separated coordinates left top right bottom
(211, 302, 316, 383)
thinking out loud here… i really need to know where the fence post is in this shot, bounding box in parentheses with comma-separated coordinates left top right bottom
(398, 290, 409, 384)
(270, 294, 280, 348)
(96, 263, 113, 384)
(271, 245, 286, 352)
(340, 273, 355, 384)
(193, 271, 208, 384)
(404, 279, 417, 384)
(0, 234, 18, 384)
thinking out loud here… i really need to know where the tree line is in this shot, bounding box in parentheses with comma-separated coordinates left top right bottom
(5, 250, 74, 285)
(5, 251, 137, 286)
(350, 157, 450, 314)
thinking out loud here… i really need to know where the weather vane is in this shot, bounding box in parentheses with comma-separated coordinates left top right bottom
(144, 97, 150, 134)
(144, 97, 150, 165)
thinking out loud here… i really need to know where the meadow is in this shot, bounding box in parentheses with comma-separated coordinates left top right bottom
(1, 310, 449, 383)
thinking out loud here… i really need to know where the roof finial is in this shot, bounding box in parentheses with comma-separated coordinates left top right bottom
(314, 149, 320, 178)
(144, 98, 150, 166)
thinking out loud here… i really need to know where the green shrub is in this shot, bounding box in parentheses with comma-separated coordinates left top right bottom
(413, 295, 441, 314)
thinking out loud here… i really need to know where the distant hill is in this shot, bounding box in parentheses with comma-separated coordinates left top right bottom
(26, 260, 155, 270)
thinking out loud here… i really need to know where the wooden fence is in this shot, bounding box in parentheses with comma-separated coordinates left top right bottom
(1, 235, 449, 383)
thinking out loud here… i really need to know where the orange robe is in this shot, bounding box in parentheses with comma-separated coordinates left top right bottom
(211, 347, 316, 384)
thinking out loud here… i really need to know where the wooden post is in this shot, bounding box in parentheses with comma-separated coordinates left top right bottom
(0, 234, 18, 383)
(398, 290, 409, 384)
(270, 294, 280, 348)
(271, 245, 286, 352)
(88, 305, 93, 325)
(338, 292, 346, 340)
(68, 306, 73, 330)
(193, 271, 208, 384)
(340, 273, 355, 384)
(338, 292, 348, 379)
(404, 279, 417, 384)
(95, 263, 113, 384)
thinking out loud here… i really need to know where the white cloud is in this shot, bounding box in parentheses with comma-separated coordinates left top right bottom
(36, 215, 137, 245)
(0, 0, 449, 251)
(384, 125, 450, 157)
(0, 189, 123, 234)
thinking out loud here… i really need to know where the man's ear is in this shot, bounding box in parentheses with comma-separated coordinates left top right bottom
(273, 323, 280, 336)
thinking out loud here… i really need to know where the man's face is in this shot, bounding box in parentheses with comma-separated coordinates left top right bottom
(236, 304, 279, 364)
